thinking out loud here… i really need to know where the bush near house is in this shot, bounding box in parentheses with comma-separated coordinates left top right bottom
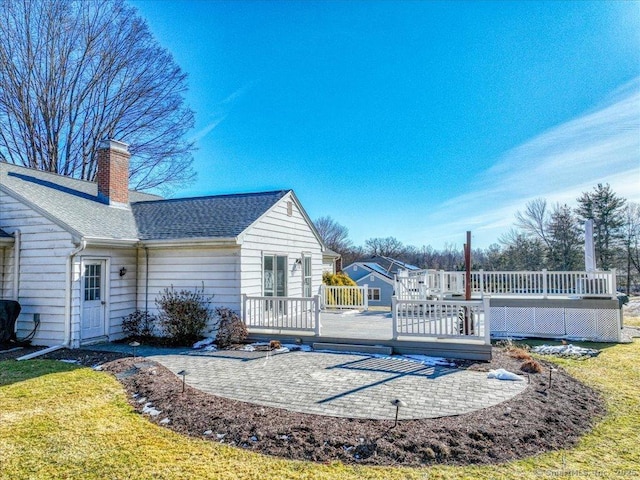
(322, 272, 364, 307)
(156, 286, 213, 346)
(215, 307, 248, 348)
(121, 310, 157, 341)
(322, 272, 356, 286)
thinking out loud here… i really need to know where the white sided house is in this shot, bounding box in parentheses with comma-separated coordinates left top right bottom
(0, 140, 325, 348)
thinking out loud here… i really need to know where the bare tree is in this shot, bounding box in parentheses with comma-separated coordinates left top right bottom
(364, 237, 405, 258)
(621, 202, 640, 293)
(0, 0, 195, 193)
(314, 216, 352, 254)
(515, 198, 552, 250)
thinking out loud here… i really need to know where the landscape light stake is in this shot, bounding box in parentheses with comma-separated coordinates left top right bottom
(129, 341, 140, 361)
(177, 370, 188, 394)
(548, 367, 557, 389)
(391, 399, 407, 428)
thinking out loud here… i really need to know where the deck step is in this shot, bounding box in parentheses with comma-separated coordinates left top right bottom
(312, 342, 392, 355)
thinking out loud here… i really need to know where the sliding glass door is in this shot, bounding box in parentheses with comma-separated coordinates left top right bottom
(263, 255, 287, 297)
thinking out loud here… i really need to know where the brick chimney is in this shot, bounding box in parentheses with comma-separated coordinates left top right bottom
(96, 139, 130, 206)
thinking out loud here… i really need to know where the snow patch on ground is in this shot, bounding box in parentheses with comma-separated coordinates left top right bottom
(193, 337, 216, 349)
(487, 368, 524, 381)
(532, 344, 600, 358)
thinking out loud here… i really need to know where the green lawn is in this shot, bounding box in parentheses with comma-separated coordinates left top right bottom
(1, 340, 639, 480)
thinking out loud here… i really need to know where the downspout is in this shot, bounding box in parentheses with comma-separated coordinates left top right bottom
(18, 238, 86, 360)
(145, 247, 149, 312)
(12, 229, 20, 300)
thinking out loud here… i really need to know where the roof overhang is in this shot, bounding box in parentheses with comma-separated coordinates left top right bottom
(140, 237, 239, 248)
(0, 237, 14, 246)
(83, 237, 140, 248)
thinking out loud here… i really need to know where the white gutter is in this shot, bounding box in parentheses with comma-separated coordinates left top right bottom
(12, 229, 20, 300)
(141, 237, 238, 248)
(18, 238, 87, 360)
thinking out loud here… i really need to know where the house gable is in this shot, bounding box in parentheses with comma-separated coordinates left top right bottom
(239, 193, 324, 298)
(131, 190, 289, 243)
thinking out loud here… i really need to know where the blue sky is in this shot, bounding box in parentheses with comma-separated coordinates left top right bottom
(131, 0, 640, 249)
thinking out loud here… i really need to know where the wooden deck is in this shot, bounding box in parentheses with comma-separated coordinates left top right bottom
(247, 310, 491, 361)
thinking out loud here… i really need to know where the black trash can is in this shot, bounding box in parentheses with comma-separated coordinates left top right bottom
(0, 300, 21, 345)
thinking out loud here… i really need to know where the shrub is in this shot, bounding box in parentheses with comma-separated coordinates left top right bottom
(215, 307, 247, 348)
(520, 359, 543, 373)
(322, 272, 356, 286)
(322, 272, 363, 307)
(507, 347, 532, 361)
(121, 310, 156, 341)
(156, 285, 213, 346)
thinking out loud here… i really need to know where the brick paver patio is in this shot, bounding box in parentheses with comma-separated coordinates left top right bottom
(147, 349, 527, 420)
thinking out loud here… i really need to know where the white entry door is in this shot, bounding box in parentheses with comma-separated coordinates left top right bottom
(81, 260, 106, 340)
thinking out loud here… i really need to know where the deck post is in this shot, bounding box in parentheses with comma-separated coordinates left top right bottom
(242, 294, 248, 326)
(313, 295, 321, 337)
(542, 269, 548, 299)
(391, 296, 398, 340)
(479, 269, 484, 296)
(363, 284, 369, 310)
(610, 269, 617, 299)
(483, 296, 491, 345)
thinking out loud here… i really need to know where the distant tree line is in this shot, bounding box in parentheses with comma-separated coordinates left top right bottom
(315, 184, 640, 293)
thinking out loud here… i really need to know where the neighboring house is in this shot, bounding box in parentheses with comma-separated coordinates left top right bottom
(321, 249, 341, 274)
(0, 140, 326, 348)
(342, 256, 420, 307)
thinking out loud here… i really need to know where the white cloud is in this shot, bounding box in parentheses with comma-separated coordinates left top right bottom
(418, 77, 640, 248)
(189, 84, 254, 143)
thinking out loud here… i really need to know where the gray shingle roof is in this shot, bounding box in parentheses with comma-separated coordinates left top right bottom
(0, 162, 160, 240)
(0, 163, 292, 243)
(0, 228, 11, 238)
(132, 190, 290, 240)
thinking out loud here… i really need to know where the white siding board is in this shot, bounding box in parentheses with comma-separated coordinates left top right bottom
(76, 247, 138, 342)
(137, 247, 241, 333)
(0, 191, 75, 346)
(240, 196, 323, 299)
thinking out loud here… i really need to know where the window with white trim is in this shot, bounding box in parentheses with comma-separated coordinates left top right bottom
(368, 288, 381, 301)
(302, 254, 312, 297)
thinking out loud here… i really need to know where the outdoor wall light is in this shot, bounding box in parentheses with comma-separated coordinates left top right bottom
(119, 267, 127, 277)
(292, 258, 302, 273)
(391, 398, 407, 427)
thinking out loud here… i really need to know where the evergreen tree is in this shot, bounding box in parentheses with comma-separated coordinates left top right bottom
(576, 184, 626, 270)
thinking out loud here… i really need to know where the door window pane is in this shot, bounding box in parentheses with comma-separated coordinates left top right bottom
(84, 264, 101, 301)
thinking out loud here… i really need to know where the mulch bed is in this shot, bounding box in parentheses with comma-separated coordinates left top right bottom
(0, 345, 606, 467)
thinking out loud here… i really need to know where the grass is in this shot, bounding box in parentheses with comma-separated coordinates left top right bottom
(624, 315, 640, 328)
(1, 341, 639, 480)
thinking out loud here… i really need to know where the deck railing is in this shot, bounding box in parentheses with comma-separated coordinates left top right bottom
(391, 297, 490, 344)
(396, 269, 616, 299)
(320, 285, 369, 310)
(242, 294, 321, 335)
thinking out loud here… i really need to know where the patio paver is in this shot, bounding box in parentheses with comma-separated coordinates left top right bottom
(145, 349, 527, 420)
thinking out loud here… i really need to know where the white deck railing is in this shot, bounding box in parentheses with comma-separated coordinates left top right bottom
(320, 285, 369, 310)
(391, 297, 490, 344)
(396, 269, 616, 299)
(242, 294, 321, 335)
